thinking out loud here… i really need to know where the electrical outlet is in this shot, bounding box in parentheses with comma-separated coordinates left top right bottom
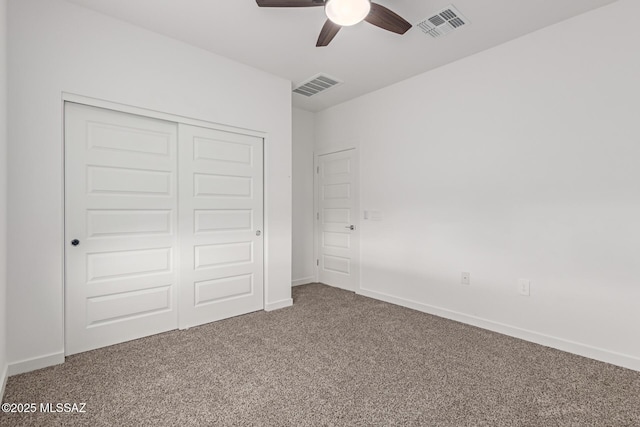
(518, 279, 530, 296)
(461, 272, 470, 285)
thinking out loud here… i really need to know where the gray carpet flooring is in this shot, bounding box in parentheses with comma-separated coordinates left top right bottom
(2, 283, 639, 426)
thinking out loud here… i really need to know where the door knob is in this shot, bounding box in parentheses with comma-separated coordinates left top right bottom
(256, 230, 261, 236)
(71, 239, 80, 246)
(345, 225, 355, 230)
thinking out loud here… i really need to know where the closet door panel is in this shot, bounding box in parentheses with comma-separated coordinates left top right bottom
(65, 103, 179, 355)
(178, 124, 264, 329)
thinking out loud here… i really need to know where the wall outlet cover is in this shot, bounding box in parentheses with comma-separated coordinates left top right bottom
(461, 272, 470, 285)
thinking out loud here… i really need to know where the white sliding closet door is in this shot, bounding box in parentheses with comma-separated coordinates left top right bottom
(65, 103, 265, 355)
(65, 103, 179, 355)
(178, 124, 264, 329)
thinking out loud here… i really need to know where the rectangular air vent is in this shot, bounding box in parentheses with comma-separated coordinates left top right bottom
(293, 74, 342, 97)
(417, 5, 469, 38)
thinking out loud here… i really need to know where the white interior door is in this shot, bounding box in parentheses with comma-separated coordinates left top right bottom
(178, 124, 264, 329)
(65, 103, 179, 355)
(316, 149, 359, 291)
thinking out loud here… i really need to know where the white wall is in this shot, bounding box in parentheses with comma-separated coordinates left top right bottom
(292, 108, 315, 286)
(0, 0, 8, 397)
(7, 0, 292, 373)
(315, 0, 640, 370)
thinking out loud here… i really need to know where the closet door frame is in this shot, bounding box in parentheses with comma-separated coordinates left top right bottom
(62, 93, 268, 353)
(63, 94, 267, 139)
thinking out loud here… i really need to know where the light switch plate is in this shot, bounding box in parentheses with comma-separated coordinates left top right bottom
(365, 210, 383, 221)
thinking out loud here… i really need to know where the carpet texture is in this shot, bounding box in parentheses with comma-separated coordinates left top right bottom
(2, 283, 639, 426)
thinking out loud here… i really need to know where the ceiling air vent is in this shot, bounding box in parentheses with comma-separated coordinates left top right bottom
(417, 5, 469, 38)
(293, 74, 342, 97)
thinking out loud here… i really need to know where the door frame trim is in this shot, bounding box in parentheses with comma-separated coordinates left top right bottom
(313, 147, 360, 291)
(63, 93, 267, 138)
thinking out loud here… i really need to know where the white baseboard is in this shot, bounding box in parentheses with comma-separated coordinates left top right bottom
(0, 363, 7, 400)
(292, 277, 314, 287)
(8, 352, 65, 376)
(357, 287, 640, 372)
(264, 298, 293, 311)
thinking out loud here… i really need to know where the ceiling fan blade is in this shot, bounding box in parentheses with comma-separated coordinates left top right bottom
(317, 19, 341, 47)
(364, 2, 412, 35)
(255, 0, 324, 7)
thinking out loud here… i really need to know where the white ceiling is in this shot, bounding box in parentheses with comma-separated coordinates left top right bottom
(64, 0, 617, 112)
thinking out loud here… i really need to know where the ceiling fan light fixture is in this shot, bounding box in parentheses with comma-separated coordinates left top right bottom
(325, 0, 371, 27)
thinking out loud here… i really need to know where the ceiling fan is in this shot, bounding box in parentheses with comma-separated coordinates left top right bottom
(255, 0, 412, 47)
